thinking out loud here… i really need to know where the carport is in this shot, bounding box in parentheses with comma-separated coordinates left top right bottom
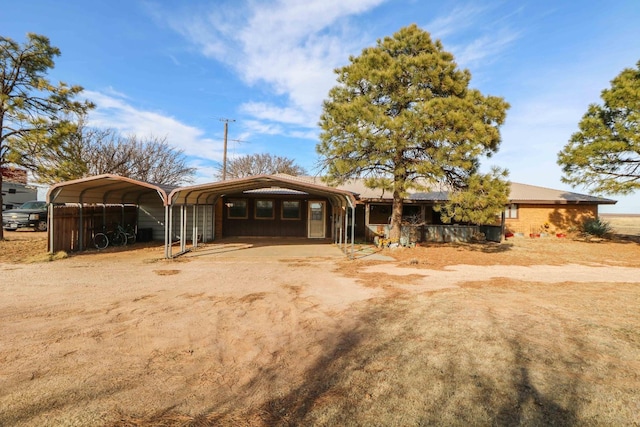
(166, 174, 358, 259)
(46, 174, 172, 253)
(47, 174, 358, 259)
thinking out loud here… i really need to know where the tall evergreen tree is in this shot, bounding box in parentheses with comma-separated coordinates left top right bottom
(317, 25, 510, 241)
(1, 33, 93, 239)
(558, 60, 640, 195)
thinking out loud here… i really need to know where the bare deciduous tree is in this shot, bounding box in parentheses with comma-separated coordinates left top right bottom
(217, 153, 306, 180)
(18, 119, 196, 186)
(83, 130, 197, 186)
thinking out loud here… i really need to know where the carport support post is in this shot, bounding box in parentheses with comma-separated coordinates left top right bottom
(48, 203, 54, 254)
(180, 205, 187, 253)
(337, 209, 343, 247)
(350, 205, 355, 259)
(192, 205, 198, 249)
(344, 206, 349, 248)
(78, 204, 84, 251)
(165, 205, 172, 258)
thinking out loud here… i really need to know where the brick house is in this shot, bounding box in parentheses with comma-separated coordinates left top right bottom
(46, 174, 616, 257)
(503, 183, 615, 236)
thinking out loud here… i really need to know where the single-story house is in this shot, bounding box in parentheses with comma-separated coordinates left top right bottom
(46, 174, 616, 257)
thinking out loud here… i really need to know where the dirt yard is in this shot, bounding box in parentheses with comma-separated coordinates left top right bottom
(1, 228, 639, 426)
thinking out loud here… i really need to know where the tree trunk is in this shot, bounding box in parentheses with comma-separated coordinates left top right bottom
(389, 189, 403, 243)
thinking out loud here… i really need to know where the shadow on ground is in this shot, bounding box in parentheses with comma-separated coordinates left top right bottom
(109, 288, 619, 427)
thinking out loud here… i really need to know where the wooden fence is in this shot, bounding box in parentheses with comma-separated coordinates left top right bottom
(49, 205, 137, 253)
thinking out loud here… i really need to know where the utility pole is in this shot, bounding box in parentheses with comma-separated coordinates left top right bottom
(219, 118, 236, 181)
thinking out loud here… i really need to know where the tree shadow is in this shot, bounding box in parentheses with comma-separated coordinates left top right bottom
(252, 298, 583, 426)
(418, 241, 515, 254)
(112, 292, 601, 426)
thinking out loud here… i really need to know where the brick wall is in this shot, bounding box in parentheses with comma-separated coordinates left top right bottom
(505, 204, 597, 235)
(1, 167, 28, 184)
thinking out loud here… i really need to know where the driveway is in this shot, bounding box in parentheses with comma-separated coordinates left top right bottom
(184, 238, 348, 259)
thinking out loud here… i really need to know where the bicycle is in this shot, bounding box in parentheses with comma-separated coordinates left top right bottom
(119, 223, 136, 245)
(93, 224, 131, 249)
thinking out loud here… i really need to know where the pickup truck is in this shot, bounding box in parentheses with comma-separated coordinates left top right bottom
(2, 200, 48, 231)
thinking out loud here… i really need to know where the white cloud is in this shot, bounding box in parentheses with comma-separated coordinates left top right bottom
(451, 29, 520, 68)
(425, 4, 488, 39)
(424, 4, 520, 69)
(240, 102, 313, 127)
(84, 90, 223, 163)
(150, 0, 387, 129)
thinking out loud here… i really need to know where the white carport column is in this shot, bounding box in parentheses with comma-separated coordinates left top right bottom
(180, 205, 187, 253)
(350, 205, 356, 259)
(164, 205, 171, 259)
(344, 206, 349, 247)
(192, 205, 199, 248)
(337, 208, 343, 247)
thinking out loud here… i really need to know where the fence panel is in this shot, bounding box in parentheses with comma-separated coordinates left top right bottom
(422, 225, 480, 243)
(51, 205, 137, 253)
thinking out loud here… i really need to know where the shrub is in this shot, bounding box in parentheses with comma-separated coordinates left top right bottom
(581, 218, 612, 238)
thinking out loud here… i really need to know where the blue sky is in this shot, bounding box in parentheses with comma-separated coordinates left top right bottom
(2, 0, 640, 212)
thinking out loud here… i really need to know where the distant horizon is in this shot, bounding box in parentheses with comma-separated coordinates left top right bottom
(2, 0, 640, 213)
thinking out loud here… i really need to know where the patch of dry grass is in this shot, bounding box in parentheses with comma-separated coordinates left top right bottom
(250, 281, 640, 426)
(382, 236, 640, 269)
(2, 231, 640, 426)
(107, 280, 640, 426)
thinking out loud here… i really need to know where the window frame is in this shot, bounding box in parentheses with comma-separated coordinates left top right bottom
(255, 199, 275, 220)
(505, 203, 519, 219)
(226, 198, 248, 219)
(281, 200, 301, 220)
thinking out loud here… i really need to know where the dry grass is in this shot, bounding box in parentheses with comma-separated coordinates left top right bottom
(108, 279, 640, 426)
(602, 213, 640, 237)
(251, 281, 640, 426)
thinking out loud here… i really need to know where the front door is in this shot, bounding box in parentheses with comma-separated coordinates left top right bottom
(308, 201, 325, 238)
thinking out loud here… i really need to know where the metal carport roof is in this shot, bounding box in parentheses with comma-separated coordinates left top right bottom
(47, 174, 175, 205)
(46, 174, 175, 254)
(45, 174, 358, 259)
(167, 174, 358, 258)
(168, 174, 357, 206)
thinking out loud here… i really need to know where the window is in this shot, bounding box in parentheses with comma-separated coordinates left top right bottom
(255, 200, 274, 219)
(505, 204, 519, 219)
(282, 200, 301, 219)
(227, 199, 247, 219)
(369, 204, 391, 224)
(402, 205, 422, 223)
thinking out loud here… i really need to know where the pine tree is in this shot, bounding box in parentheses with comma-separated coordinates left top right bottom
(317, 25, 510, 241)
